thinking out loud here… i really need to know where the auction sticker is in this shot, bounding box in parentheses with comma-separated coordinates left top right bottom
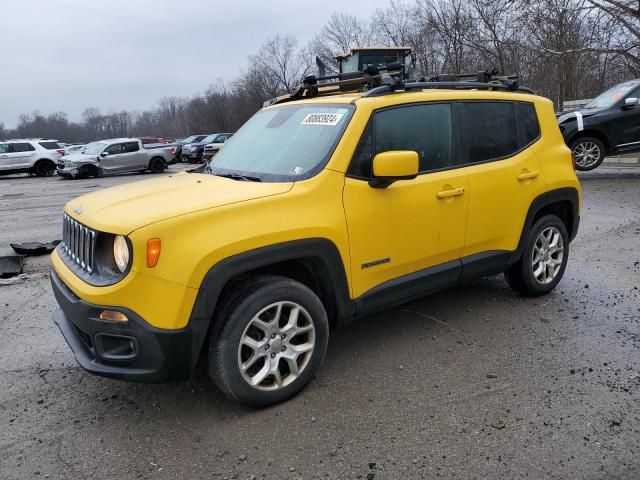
(301, 113, 344, 126)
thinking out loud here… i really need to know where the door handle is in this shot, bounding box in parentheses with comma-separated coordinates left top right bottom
(436, 187, 465, 199)
(517, 170, 539, 181)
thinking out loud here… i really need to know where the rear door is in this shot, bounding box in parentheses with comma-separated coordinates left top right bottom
(461, 101, 546, 266)
(121, 141, 147, 170)
(9, 142, 37, 168)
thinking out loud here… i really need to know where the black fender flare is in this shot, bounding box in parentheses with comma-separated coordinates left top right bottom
(512, 187, 580, 263)
(185, 238, 353, 370)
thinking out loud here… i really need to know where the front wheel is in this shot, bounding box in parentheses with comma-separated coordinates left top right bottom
(505, 214, 569, 297)
(570, 136, 605, 171)
(208, 276, 329, 407)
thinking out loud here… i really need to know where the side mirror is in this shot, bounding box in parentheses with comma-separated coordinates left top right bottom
(100, 151, 109, 157)
(623, 97, 638, 109)
(369, 150, 419, 188)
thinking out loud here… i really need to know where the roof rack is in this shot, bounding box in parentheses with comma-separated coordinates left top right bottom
(264, 68, 533, 107)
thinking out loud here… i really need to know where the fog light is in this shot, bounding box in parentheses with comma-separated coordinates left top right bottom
(99, 310, 128, 323)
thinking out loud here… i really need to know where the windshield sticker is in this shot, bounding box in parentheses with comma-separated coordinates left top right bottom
(290, 166, 304, 175)
(301, 113, 345, 126)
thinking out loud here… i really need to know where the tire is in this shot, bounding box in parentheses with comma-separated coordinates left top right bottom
(570, 136, 605, 171)
(208, 275, 329, 407)
(504, 214, 569, 297)
(33, 160, 55, 177)
(149, 157, 166, 173)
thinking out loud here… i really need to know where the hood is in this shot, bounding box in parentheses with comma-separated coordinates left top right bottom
(557, 107, 603, 124)
(61, 152, 97, 162)
(64, 172, 293, 234)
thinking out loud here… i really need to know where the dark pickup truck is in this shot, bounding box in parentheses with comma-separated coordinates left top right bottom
(558, 79, 640, 171)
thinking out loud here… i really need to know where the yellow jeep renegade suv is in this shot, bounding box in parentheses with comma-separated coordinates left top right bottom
(51, 78, 580, 406)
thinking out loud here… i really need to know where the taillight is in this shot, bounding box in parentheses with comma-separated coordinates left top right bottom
(171, 146, 176, 155)
(571, 152, 577, 170)
(57, 149, 65, 156)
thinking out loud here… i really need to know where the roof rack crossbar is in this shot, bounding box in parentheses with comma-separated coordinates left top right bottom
(264, 68, 533, 107)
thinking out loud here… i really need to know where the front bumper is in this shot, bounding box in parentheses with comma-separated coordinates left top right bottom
(57, 164, 79, 176)
(50, 268, 193, 383)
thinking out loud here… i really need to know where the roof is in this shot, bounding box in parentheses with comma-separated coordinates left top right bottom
(267, 88, 549, 110)
(336, 46, 412, 60)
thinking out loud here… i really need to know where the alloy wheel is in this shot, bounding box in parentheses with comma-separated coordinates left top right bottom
(237, 301, 316, 391)
(531, 226, 564, 285)
(573, 141, 601, 169)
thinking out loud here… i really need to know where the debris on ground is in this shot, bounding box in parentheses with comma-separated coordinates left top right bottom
(0, 256, 24, 278)
(10, 240, 61, 256)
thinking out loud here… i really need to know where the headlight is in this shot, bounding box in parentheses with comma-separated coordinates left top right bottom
(113, 235, 130, 273)
(189, 146, 197, 151)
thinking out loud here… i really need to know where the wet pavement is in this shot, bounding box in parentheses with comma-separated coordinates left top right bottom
(0, 166, 639, 479)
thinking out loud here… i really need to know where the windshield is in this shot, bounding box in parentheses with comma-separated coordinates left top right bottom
(208, 104, 353, 181)
(183, 135, 206, 144)
(202, 134, 220, 143)
(585, 81, 640, 109)
(83, 142, 107, 155)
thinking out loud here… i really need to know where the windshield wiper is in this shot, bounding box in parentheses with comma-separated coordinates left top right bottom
(215, 173, 262, 182)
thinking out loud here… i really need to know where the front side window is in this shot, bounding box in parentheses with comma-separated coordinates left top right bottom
(348, 103, 453, 178)
(461, 102, 518, 163)
(12, 142, 36, 152)
(105, 143, 124, 155)
(209, 104, 353, 181)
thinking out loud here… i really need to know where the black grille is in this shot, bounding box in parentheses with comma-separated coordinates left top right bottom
(61, 214, 96, 273)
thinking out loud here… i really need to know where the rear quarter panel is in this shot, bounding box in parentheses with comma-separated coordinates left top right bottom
(535, 99, 582, 211)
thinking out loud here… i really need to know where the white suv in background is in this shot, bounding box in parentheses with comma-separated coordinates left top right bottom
(0, 139, 64, 177)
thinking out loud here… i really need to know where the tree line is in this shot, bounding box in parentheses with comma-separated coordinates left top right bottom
(1, 0, 638, 143)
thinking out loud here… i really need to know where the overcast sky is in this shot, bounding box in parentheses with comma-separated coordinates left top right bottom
(1, 0, 391, 128)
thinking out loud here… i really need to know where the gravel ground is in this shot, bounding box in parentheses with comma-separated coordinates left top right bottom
(0, 166, 639, 479)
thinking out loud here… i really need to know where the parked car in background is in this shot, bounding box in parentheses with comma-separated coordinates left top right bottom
(182, 133, 232, 163)
(0, 139, 64, 177)
(175, 134, 208, 162)
(57, 138, 173, 179)
(203, 133, 233, 161)
(64, 144, 85, 155)
(558, 79, 640, 171)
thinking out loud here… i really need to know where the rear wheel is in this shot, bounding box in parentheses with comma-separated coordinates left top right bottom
(505, 214, 569, 296)
(208, 276, 329, 407)
(33, 160, 55, 177)
(149, 157, 166, 173)
(570, 136, 605, 171)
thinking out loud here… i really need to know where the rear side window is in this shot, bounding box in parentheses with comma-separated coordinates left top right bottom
(12, 142, 36, 152)
(0, 144, 8, 153)
(123, 142, 140, 153)
(516, 102, 541, 147)
(39, 141, 60, 150)
(461, 102, 518, 163)
(348, 103, 453, 177)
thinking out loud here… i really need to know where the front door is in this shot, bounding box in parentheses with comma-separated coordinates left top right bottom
(343, 102, 468, 305)
(614, 86, 640, 150)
